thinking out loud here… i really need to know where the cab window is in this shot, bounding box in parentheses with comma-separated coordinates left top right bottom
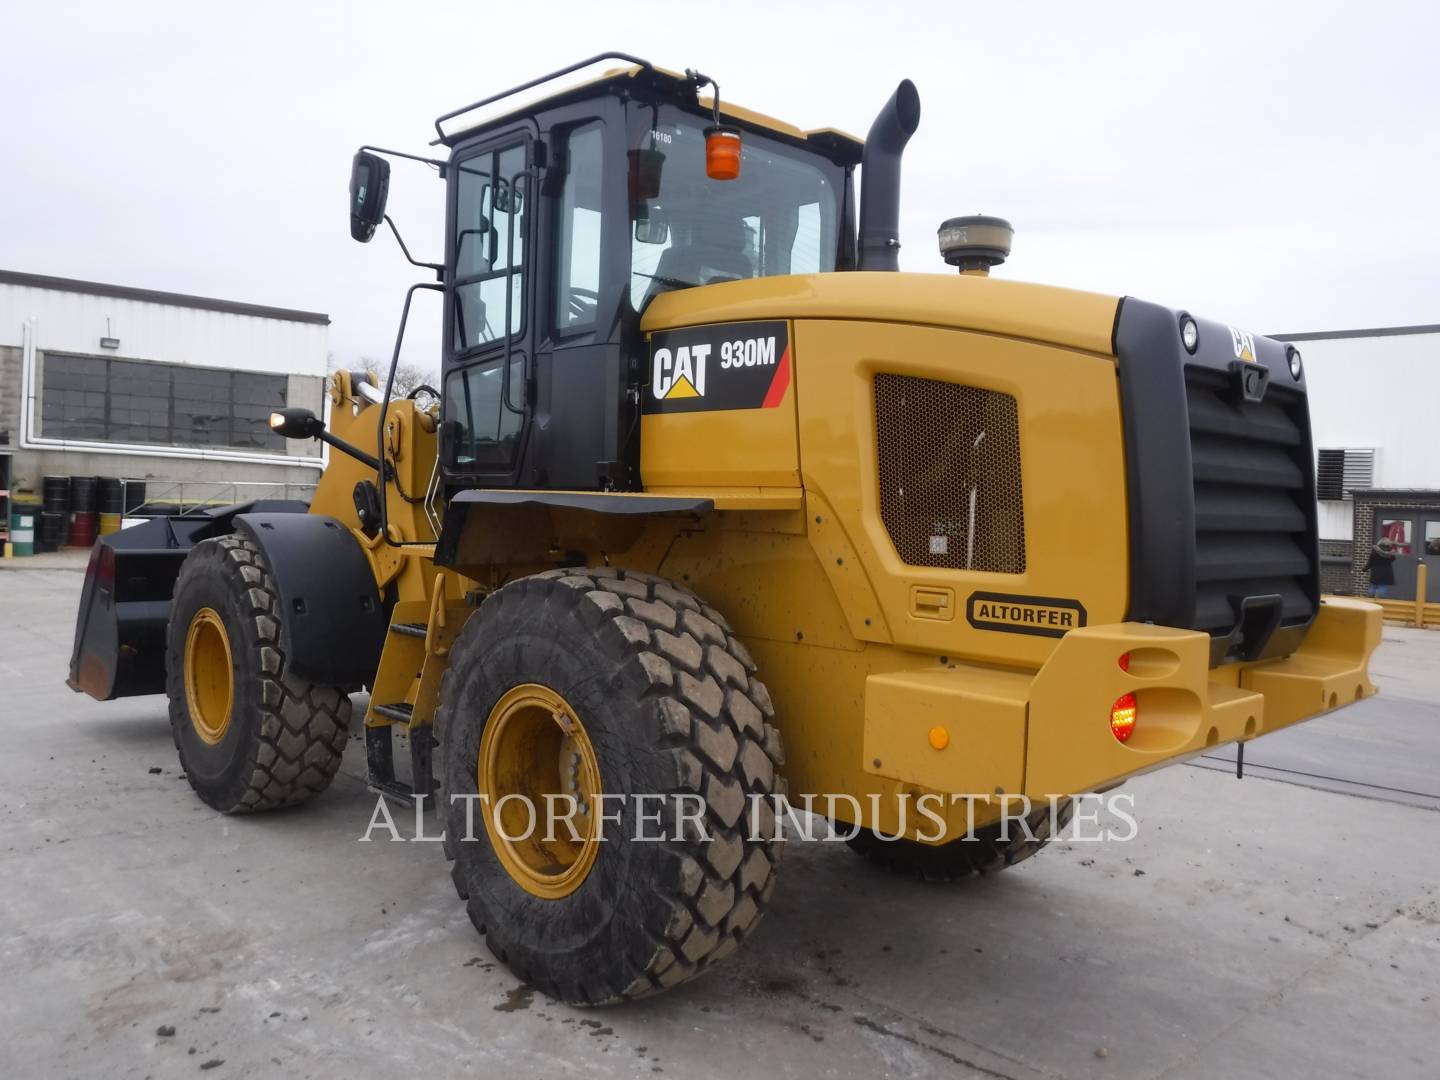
(555, 123, 605, 330)
(443, 361, 522, 470)
(453, 142, 527, 350)
(629, 108, 838, 311)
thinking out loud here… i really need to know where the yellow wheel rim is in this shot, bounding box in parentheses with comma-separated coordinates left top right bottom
(478, 683, 603, 900)
(184, 607, 234, 745)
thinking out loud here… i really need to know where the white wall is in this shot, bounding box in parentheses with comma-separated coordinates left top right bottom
(1286, 327, 1440, 540)
(0, 281, 328, 376)
(1299, 328, 1439, 488)
(0, 278, 329, 482)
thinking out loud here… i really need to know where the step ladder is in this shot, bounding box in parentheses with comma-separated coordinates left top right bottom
(364, 582, 471, 805)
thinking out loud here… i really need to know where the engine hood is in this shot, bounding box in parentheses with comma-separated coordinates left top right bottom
(642, 272, 1120, 357)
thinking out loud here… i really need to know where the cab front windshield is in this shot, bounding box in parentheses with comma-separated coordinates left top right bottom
(629, 108, 840, 310)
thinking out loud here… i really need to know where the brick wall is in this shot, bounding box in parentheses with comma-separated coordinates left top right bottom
(1319, 538, 1354, 595)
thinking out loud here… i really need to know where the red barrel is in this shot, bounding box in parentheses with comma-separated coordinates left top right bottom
(68, 511, 99, 548)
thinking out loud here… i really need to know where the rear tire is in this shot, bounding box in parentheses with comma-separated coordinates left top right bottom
(435, 568, 785, 1004)
(846, 798, 1074, 882)
(166, 534, 352, 813)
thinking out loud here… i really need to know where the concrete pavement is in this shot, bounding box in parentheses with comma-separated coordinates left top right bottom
(1, 562, 1436, 1079)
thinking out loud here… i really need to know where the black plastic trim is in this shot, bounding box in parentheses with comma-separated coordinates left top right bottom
(1113, 297, 1197, 629)
(450, 490, 713, 515)
(1112, 298, 1320, 665)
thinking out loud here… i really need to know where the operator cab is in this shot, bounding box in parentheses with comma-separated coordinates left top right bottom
(351, 55, 862, 493)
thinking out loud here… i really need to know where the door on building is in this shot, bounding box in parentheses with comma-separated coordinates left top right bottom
(1375, 512, 1440, 601)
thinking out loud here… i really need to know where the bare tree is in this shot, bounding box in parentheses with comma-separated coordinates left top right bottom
(389, 362, 441, 399)
(328, 354, 439, 399)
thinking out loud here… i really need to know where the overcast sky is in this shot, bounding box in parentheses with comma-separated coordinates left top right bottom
(3, 0, 1437, 373)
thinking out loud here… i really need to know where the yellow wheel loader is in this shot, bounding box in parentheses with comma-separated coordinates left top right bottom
(68, 52, 1382, 1004)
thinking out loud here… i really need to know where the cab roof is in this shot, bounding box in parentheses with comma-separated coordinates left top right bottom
(434, 53, 863, 165)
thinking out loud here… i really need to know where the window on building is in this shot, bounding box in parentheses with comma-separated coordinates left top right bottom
(40, 353, 289, 452)
(1316, 448, 1376, 501)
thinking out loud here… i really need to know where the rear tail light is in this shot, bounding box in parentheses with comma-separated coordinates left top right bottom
(1110, 693, 1137, 742)
(1111, 652, 1136, 741)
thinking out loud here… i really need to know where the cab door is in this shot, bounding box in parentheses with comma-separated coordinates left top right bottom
(441, 135, 534, 485)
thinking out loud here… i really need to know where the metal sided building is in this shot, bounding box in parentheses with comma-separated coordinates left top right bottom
(1274, 322, 1440, 603)
(0, 270, 329, 510)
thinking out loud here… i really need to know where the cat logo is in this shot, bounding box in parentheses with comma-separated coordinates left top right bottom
(1230, 326, 1258, 363)
(645, 321, 792, 415)
(652, 343, 710, 400)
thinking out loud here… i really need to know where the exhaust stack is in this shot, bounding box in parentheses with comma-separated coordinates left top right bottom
(858, 80, 921, 271)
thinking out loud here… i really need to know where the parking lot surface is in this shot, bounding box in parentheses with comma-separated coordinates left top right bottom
(2, 558, 1436, 1079)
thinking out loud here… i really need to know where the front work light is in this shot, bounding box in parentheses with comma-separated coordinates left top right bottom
(1288, 347, 1303, 380)
(1180, 315, 1199, 353)
(269, 407, 325, 440)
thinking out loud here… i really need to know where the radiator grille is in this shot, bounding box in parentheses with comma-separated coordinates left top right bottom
(1186, 369, 1318, 636)
(874, 374, 1025, 573)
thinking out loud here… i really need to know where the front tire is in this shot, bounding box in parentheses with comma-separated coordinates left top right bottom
(435, 568, 785, 1004)
(166, 534, 352, 813)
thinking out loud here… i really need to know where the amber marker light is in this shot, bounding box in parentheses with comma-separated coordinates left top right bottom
(704, 125, 742, 180)
(928, 726, 950, 751)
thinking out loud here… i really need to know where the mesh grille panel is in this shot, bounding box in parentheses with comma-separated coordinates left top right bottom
(874, 374, 1025, 573)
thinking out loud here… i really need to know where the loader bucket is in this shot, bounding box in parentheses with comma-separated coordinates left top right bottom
(67, 501, 308, 700)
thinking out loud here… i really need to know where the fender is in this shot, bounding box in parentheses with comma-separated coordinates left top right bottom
(233, 513, 387, 689)
(435, 489, 713, 568)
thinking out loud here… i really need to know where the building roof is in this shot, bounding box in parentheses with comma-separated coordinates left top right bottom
(1271, 322, 1440, 342)
(0, 269, 330, 326)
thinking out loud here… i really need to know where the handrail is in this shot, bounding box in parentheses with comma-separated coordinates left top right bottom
(433, 51, 653, 142)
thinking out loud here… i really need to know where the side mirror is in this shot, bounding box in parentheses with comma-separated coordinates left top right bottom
(349, 151, 391, 243)
(457, 219, 499, 270)
(634, 218, 669, 245)
(634, 204, 669, 245)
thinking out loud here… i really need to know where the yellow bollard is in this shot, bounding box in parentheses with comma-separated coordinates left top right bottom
(1416, 563, 1429, 629)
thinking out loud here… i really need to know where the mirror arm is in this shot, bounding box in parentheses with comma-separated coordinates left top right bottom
(315, 429, 383, 473)
(385, 216, 444, 281)
(359, 144, 448, 174)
